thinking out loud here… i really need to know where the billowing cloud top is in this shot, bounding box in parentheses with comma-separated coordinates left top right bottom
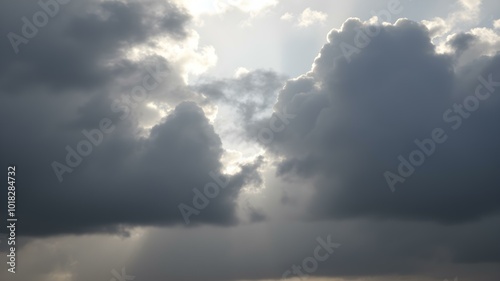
(262, 18, 500, 224)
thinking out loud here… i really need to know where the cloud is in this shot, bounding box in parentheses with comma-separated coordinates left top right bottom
(219, 0, 278, 15)
(0, 0, 261, 236)
(494, 19, 500, 29)
(1, 1, 500, 281)
(280, 12, 294, 21)
(0, 0, 192, 93)
(0, 92, 264, 236)
(4, 216, 499, 281)
(195, 69, 286, 122)
(422, 0, 482, 39)
(175, 0, 278, 17)
(442, 24, 500, 67)
(297, 8, 328, 27)
(279, 8, 327, 27)
(254, 17, 500, 225)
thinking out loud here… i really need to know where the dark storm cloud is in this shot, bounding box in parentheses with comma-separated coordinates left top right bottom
(0, 0, 190, 93)
(0, 2, 499, 278)
(0, 94, 262, 236)
(122, 216, 500, 281)
(257, 18, 500, 225)
(0, 0, 262, 237)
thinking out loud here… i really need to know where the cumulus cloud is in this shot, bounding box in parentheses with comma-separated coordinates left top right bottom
(279, 8, 327, 27)
(253, 18, 500, 226)
(0, 0, 261, 236)
(280, 12, 294, 21)
(422, 0, 482, 39)
(442, 24, 500, 67)
(0, 0, 193, 93)
(297, 8, 328, 27)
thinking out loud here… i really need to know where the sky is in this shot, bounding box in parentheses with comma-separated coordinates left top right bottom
(1, 0, 500, 280)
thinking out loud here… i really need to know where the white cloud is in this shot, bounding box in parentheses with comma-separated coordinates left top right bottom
(234, 67, 250, 77)
(280, 12, 294, 21)
(448, 26, 500, 66)
(422, 0, 482, 39)
(220, 0, 278, 15)
(297, 8, 328, 27)
(494, 19, 500, 29)
(124, 30, 218, 84)
(176, 0, 278, 17)
(456, 0, 482, 20)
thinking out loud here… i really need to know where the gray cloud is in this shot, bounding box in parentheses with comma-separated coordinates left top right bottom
(195, 69, 287, 122)
(0, 94, 263, 236)
(0, 0, 190, 93)
(0, 0, 262, 237)
(261, 18, 500, 225)
(448, 32, 477, 56)
(1, 1, 500, 280)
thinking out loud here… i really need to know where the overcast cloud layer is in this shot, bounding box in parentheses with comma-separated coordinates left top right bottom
(1, 0, 500, 281)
